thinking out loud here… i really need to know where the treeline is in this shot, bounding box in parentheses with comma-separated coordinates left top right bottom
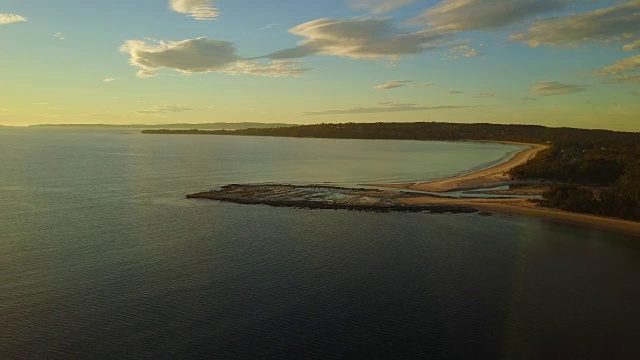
(507, 142, 638, 184)
(540, 165, 640, 221)
(142, 122, 640, 144)
(510, 142, 640, 221)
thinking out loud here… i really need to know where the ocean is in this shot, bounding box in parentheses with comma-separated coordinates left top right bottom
(1, 127, 638, 359)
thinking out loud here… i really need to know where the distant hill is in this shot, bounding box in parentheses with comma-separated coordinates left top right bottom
(31, 122, 295, 130)
(141, 122, 640, 144)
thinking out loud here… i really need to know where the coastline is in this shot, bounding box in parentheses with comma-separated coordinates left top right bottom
(368, 142, 549, 192)
(187, 141, 639, 237)
(368, 141, 639, 236)
(399, 197, 640, 237)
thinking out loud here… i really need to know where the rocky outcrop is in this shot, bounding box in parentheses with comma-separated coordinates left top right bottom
(187, 184, 479, 214)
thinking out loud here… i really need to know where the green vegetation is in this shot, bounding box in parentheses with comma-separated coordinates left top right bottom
(508, 141, 639, 221)
(142, 122, 640, 144)
(143, 122, 640, 221)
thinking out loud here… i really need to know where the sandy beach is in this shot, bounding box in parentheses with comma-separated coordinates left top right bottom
(399, 197, 640, 237)
(371, 141, 640, 236)
(370, 142, 549, 192)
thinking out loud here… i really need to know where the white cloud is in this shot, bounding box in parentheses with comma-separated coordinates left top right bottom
(137, 105, 197, 114)
(594, 54, 640, 84)
(304, 102, 478, 115)
(54, 32, 64, 40)
(623, 40, 640, 52)
(0, 13, 27, 25)
(120, 37, 311, 78)
(169, 0, 218, 20)
(103, 78, 117, 82)
(348, 0, 417, 14)
(414, 0, 568, 32)
(530, 81, 587, 97)
(225, 60, 312, 77)
(261, 23, 280, 31)
(263, 18, 449, 61)
(511, 1, 640, 48)
(596, 54, 640, 75)
(447, 45, 481, 59)
(374, 80, 412, 89)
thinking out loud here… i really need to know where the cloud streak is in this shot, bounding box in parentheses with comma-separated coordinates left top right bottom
(374, 80, 412, 89)
(348, 0, 417, 14)
(120, 37, 311, 78)
(304, 102, 478, 115)
(447, 45, 481, 59)
(511, 0, 640, 47)
(262, 18, 450, 61)
(0, 13, 27, 25)
(530, 81, 587, 97)
(169, 0, 218, 20)
(593, 54, 640, 84)
(414, 0, 569, 32)
(137, 105, 197, 114)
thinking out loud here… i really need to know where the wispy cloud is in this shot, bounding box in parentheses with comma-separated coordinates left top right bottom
(304, 102, 478, 115)
(225, 60, 312, 77)
(82, 113, 123, 118)
(54, 32, 65, 40)
(511, 1, 640, 48)
(448, 90, 464, 94)
(530, 81, 587, 97)
(261, 17, 450, 61)
(623, 40, 640, 52)
(474, 92, 495, 98)
(261, 23, 280, 31)
(348, 0, 417, 14)
(417, 82, 436, 87)
(137, 105, 198, 114)
(414, 0, 569, 32)
(120, 37, 311, 78)
(0, 13, 27, 25)
(169, 0, 218, 20)
(103, 78, 117, 82)
(594, 54, 640, 83)
(447, 45, 481, 59)
(374, 80, 412, 89)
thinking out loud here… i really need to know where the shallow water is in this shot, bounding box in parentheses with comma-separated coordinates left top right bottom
(1, 128, 638, 359)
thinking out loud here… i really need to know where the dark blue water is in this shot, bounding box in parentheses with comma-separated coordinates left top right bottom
(1, 128, 638, 359)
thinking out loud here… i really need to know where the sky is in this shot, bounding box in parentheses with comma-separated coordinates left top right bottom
(1, 0, 639, 131)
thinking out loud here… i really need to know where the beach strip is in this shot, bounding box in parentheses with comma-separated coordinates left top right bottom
(369, 142, 549, 192)
(399, 197, 640, 237)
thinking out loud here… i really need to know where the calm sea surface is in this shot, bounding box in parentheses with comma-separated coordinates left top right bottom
(0, 128, 638, 359)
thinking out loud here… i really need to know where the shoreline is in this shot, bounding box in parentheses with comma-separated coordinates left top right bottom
(368, 142, 549, 192)
(399, 197, 640, 237)
(186, 141, 639, 237)
(367, 141, 639, 236)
